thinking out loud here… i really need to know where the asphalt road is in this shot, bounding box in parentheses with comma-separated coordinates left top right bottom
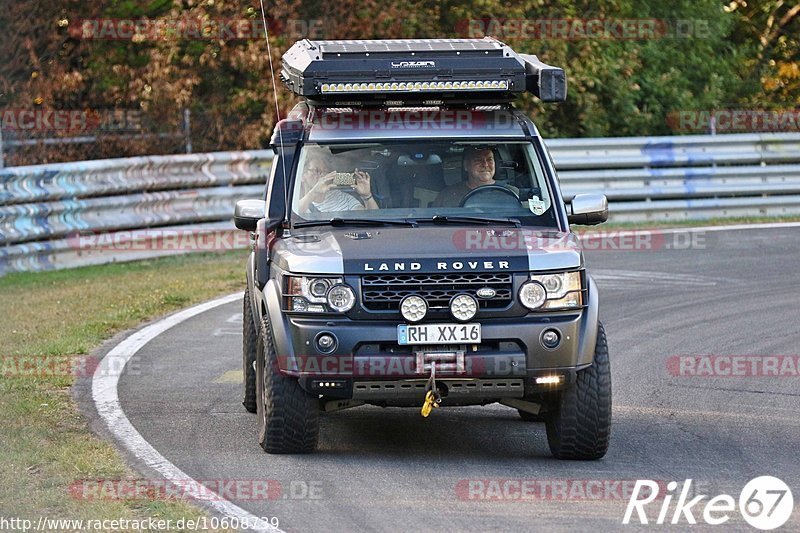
(113, 227, 800, 532)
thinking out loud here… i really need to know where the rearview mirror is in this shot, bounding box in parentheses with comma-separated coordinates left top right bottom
(567, 194, 608, 225)
(234, 199, 267, 232)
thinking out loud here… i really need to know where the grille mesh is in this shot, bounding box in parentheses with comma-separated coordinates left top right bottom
(361, 272, 513, 311)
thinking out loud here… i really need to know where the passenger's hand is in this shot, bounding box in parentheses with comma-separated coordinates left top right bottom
(353, 169, 372, 199)
(306, 171, 337, 203)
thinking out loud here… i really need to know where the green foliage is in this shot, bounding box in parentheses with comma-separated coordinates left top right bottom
(2, 0, 797, 164)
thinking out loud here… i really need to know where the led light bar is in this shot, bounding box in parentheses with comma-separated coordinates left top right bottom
(280, 38, 566, 105)
(319, 80, 510, 93)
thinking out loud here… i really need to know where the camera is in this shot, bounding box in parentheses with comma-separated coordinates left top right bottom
(333, 172, 355, 186)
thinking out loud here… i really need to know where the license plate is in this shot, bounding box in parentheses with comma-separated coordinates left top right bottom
(397, 323, 481, 345)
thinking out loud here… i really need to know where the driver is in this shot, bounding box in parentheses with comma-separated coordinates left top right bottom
(432, 147, 518, 208)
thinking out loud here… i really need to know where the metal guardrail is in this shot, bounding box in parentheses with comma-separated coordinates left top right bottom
(550, 132, 800, 221)
(1, 132, 799, 275)
(0, 151, 271, 276)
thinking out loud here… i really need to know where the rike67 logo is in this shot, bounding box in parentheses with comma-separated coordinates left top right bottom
(624, 477, 794, 530)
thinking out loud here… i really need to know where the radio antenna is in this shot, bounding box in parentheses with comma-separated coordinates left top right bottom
(258, 0, 290, 219)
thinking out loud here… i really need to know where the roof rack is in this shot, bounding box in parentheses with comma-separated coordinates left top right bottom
(280, 38, 566, 107)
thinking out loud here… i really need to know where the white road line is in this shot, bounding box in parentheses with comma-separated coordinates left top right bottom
(91, 292, 282, 533)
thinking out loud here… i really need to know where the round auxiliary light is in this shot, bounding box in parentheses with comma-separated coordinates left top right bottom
(368, 83, 376, 90)
(400, 295, 428, 323)
(327, 284, 356, 312)
(444, 82, 453, 90)
(436, 82, 445, 89)
(344, 83, 353, 91)
(475, 81, 484, 89)
(519, 281, 547, 310)
(321, 84, 330, 92)
(450, 294, 478, 322)
(414, 82, 422, 90)
(391, 82, 399, 90)
(336, 83, 345, 91)
(468, 81, 476, 88)
(422, 82, 430, 90)
(375, 83, 384, 90)
(399, 82, 407, 90)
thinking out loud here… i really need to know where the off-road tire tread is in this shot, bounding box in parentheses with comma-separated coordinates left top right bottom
(258, 316, 319, 454)
(242, 288, 258, 413)
(545, 322, 611, 460)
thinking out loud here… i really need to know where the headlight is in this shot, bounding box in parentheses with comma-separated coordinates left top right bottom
(284, 275, 350, 312)
(528, 271, 583, 310)
(327, 284, 356, 312)
(519, 281, 547, 310)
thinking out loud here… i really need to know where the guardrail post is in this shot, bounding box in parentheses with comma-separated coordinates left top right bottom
(183, 109, 192, 154)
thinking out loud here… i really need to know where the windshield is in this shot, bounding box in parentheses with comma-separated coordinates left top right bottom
(290, 141, 558, 228)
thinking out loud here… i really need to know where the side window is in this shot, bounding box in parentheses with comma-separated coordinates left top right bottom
(263, 155, 279, 201)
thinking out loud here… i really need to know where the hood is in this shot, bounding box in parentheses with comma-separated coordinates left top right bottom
(272, 226, 583, 274)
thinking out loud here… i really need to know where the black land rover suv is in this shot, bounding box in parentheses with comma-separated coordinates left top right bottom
(234, 38, 611, 460)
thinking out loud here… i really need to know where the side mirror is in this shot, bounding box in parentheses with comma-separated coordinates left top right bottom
(234, 199, 267, 232)
(568, 194, 608, 225)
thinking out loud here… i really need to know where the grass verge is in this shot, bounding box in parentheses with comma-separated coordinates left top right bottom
(0, 251, 245, 528)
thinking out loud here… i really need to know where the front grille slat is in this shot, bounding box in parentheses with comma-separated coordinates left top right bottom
(361, 272, 513, 311)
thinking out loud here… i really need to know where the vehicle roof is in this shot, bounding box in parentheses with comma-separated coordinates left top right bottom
(305, 108, 537, 143)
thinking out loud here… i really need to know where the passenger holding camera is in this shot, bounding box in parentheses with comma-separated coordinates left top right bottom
(296, 153, 378, 213)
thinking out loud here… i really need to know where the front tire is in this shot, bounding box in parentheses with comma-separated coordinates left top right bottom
(256, 316, 319, 454)
(242, 288, 258, 413)
(545, 322, 611, 460)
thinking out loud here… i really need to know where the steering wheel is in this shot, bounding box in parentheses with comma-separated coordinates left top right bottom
(459, 184, 520, 208)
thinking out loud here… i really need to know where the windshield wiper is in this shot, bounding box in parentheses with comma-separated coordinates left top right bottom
(294, 217, 417, 228)
(419, 215, 521, 227)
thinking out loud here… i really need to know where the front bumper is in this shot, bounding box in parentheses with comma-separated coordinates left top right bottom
(261, 276, 600, 401)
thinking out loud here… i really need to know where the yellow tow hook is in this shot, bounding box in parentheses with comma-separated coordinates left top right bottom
(420, 364, 442, 417)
